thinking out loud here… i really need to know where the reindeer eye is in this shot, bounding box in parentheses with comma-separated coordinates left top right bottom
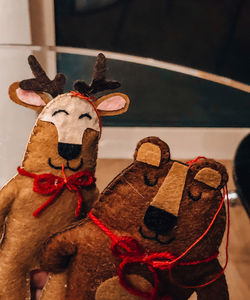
(52, 109, 69, 116)
(79, 113, 92, 120)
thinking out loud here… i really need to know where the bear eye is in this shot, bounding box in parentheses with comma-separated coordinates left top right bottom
(188, 185, 202, 201)
(144, 174, 158, 187)
(188, 190, 202, 201)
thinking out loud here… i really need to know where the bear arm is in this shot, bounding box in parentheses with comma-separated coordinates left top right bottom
(196, 271, 229, 300)
(40, 230, 77, 274)
(0, 178, 17, 228)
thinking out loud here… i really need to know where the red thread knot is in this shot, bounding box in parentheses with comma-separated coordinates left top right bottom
(18, 167, 96, 217)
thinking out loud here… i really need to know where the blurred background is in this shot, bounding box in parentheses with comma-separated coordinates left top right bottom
(0, 0, 249, 299)
(54, 0, 250, 85)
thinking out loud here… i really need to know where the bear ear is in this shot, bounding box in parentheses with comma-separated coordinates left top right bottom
(134, 136, 170, 167)
(190, 159, 228, 190)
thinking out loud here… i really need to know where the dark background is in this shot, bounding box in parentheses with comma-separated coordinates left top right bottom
(54, 0, 250, 84)
(54, 0, 250, 127)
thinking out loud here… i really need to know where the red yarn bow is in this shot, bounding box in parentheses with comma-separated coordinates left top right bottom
(18, 167, 95, 217)
(112, 237, 219, 299)
(88, 212, 176, 300)
(111, 236, 174, 300)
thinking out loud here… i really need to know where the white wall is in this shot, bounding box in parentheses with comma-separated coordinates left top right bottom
(0, 0, 31, 44)
(0, 0, 57, 188)
(0, 1, 32, 187)
(0, 47, 37, 188)
(99, 127, 249, 160)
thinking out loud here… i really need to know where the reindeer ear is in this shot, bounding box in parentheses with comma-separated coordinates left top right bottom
(134, 137, 170, 167)
(94, 92, 129, 116)
(8, 82, 51, 112)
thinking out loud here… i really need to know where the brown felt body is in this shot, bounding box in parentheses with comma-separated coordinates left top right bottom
(2, 53, 130, 300)
(0, 121, 99, 300)
(41, 136, 229, 300)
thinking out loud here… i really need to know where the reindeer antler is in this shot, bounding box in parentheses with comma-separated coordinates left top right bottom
(19, 55, 66, 98)
(74, 53, 121, 96)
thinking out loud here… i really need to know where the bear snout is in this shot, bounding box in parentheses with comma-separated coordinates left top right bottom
(143, 205, 177, 236)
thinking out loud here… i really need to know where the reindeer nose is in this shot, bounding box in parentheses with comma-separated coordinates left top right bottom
(143, 206, 177, 235)
(58, 142, 82, 160)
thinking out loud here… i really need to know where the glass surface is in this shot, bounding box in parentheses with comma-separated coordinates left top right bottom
(57, 52, 250, 127)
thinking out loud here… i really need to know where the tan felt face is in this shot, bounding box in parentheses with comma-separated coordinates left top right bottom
(150, 162, 189, 216)
(39, 93, 100, 144)
(194, 168, 221, 188)
(136, 143, 161, 167)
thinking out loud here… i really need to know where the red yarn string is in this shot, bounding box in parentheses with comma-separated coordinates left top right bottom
(159, 186, 227, 268)
(18, 166, 95, 218)
(70, 90, 96, 101)
(62, 164, 72, 190)
(89, 211, 174, 299)
(185, 156, 207, 168)
(169, 185, 230, 289)
(88, 211, 118, 242)
(89, 211, 220, 299)
(70, 91, 102, 136)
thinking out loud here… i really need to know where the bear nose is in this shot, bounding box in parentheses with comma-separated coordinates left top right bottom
(58, 142, 82, 160)
(143, 205, 177, 235)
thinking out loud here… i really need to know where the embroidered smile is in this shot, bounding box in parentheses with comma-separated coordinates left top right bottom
(139, 226, 175, 245)
(48, 158, 83, 172)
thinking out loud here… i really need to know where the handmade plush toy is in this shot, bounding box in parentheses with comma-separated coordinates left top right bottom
(41, 136, 229, 300)
(0, 53, 130, 300)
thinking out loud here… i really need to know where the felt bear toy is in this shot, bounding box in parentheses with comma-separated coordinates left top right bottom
(0, 53, 130, 300)
(41, 136, 229, 300)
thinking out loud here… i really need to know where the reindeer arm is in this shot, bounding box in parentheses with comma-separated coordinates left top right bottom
(0, 178, 16, 227)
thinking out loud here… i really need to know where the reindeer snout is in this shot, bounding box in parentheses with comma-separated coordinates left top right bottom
(58, 143, 82, 160)
(144, 205, 177, 235)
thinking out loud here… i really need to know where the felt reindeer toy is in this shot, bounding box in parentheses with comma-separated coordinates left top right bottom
(0, 53, 130, 300)
(41, 136, 229, 300)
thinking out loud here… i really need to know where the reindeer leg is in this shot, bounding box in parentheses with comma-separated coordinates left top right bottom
(0, 178, 16, 237)
(0, 260, 30, 300)
(0, 179, 24, 299)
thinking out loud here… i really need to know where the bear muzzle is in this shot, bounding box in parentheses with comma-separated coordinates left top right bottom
(144, 205, 177, 235)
